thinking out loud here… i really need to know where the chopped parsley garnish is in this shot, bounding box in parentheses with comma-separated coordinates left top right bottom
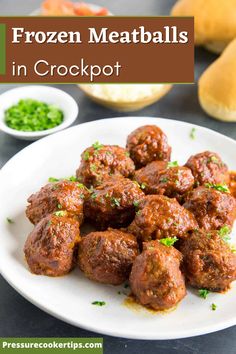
(92, 141, 103, 150)
(91, 193, 97, 199)
(190, 127, 196, 140)
(90, 164, 97, 172)
(133, 200, 139, 208)
(92, 301, 106, 306)
(205, 183, 229, 193)
(140, 183, 146, 190)
(124, 283, 129, 289)
(198, 289, 209, 299)
(167, 161, 179, 168)
(231, 245, 236, 253)
(136, 210, 141, 215)
(125, 151, 130, 157)
(218, 225, 231, 242)
(160, 177, 168, 183)
(83, 151, 90, 161)
(48, 177, 60, 182)
(210, 156, 219, 164)
(6, 218, 14, 224)
(54, 211, 67, 217)
(66, 176, 78, 182)
(57, 204, 62, 209)
(159, 236, 178, 247)
(48, 176, 78, 182)
(111, 197, 120, 207)
(211, 303, 217, 311)
(77, 183, 85, 189)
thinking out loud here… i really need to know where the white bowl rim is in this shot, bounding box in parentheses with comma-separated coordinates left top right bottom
(0, 85, 79, 138)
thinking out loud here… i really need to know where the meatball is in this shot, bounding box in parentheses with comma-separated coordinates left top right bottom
(134, 161, 168, 193)
(78, 229, 139, 285)
(76, 143, 135, 187)
(180, 230, 236, 291)
(130, 241, 186, 310)
(24, 213, 81, 276)
(26, 180, 88, 225)
(183, 186, 236, 231)
(128, 195, 198, 242)
(84, 175, 145, 229)
(126, 125, 171, 168)
(135, 162, 194, 200)
(185, 151, 229, 186)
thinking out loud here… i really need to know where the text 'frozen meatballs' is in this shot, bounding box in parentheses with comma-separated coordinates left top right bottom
(76, 142, 135, 187)
(26, 180, 88, 225)
(126, 125, 171, 168)
(24, 213, 81, 276)
(180, 229, 236, 292)
(78, 229, 139, 285)
(185, 151, 229, 187)
(84, 175, 145, 229)
(128, 195, 198, 242)
(130, 240, 186, 311)
(183, 186, 236, 231)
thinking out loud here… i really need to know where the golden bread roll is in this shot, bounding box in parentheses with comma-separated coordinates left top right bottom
(171, 0, 236, 53)
(198, 38, 236, 122)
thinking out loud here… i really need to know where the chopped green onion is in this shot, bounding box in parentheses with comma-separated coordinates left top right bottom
(5, 99, 63, 132)
(92, 301, 106, 306)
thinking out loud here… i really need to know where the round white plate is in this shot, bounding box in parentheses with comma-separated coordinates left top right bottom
(0, 117, 236, 340)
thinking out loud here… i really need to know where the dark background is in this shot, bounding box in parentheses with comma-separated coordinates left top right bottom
(0, 1, 236, 353)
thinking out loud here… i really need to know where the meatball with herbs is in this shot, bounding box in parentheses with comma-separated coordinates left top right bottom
(126, 125, 171, 168)
(84, 175, 145, 229)
(134, 161, 168, 193)
(183, 186, 236, 231)
(26, 180, 88, 225)
(180, 229, 236, 292)
(128, 195, 198, 242)
(130, 240, 186, 310)
(24, 213, 81, 276)
(76, 142, 135, 187)
(78, 229, 139, 285)
(185, 151, 229, 187)
(135, 161, 194, 200)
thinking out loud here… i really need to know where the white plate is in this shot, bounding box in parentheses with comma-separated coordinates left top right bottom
(0, 117, 236, 340)
(30, 3, 113, 16)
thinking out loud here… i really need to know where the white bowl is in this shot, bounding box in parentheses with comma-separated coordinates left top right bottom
(0, 86, 79, 141)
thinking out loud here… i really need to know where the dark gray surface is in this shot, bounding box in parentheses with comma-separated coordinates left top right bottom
(0, 1, 236, 353)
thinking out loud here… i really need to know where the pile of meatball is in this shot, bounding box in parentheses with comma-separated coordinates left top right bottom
(24, 125, 236, 311)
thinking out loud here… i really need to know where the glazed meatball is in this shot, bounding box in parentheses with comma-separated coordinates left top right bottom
(134, 161, 168, 193)
(185, 151, 229, 186)
(128, 195, 198, 242)
(183, 186, 236, 231)
(126, 125, 171, 168)
(26, 180, 88, 225)
(130, 241, 186, 310)
(78, 229, 139, 285)
(135, 162, 194, 200)
(84, 175, 145, 229)
(76, 143, 135, 187)
(24, 213, 81, 276)
(180, 230, 236, 291)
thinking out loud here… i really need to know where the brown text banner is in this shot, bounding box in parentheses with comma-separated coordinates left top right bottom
(0, 16, 194, 83)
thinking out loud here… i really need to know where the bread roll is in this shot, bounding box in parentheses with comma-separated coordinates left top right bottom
(171, 0, 236, 53)
(198, 38, 236, 122)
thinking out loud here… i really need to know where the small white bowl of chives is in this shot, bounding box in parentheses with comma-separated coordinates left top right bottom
(0, 86, 79, 141)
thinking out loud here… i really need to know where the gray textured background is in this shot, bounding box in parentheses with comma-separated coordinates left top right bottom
(0, 1, 236, 353)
